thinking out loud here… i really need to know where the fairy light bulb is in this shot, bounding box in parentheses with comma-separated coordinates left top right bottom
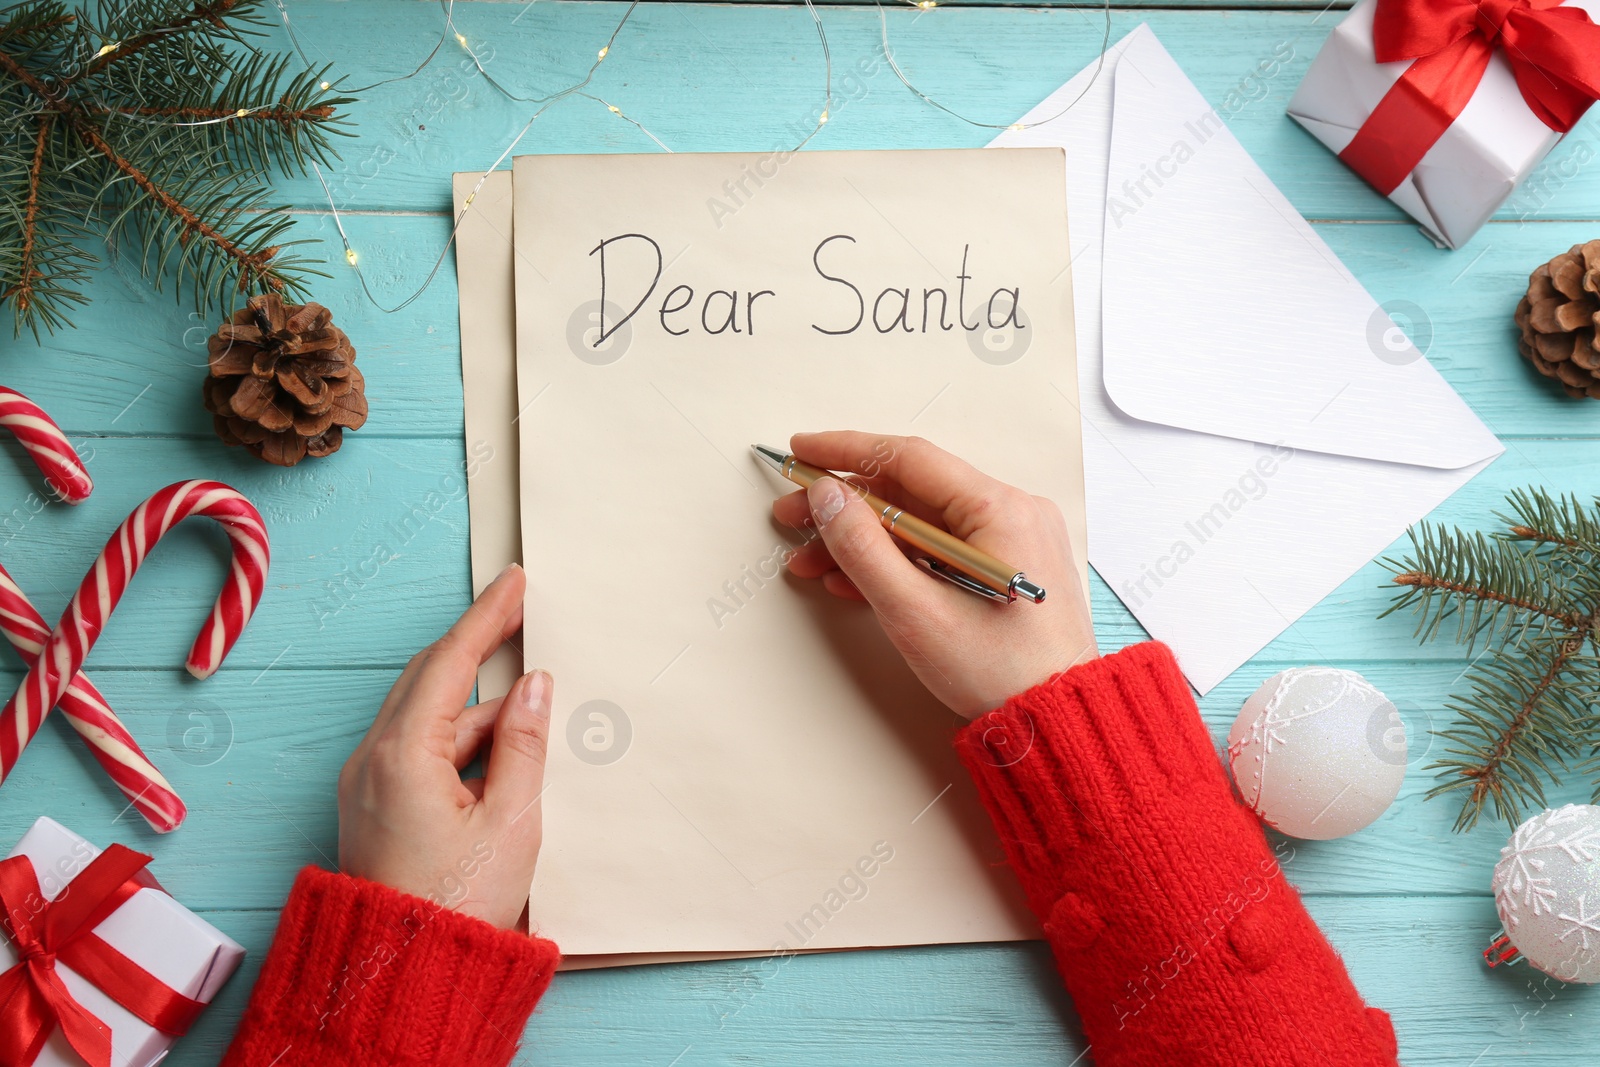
(319, 81, 330, 90)
(96, 41, 118, 57)
(234, 108, 248, 118)
(607, 105, 620, 114)
(819, 110, 829, 124)
(598, 46, 609, 60)
(345, 248, 358, 266)
(1009, 123, 1025, 132)
(917, 2, 937, 9)
(455, 32, 467, 46)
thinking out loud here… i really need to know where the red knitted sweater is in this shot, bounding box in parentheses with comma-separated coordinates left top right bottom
(221, 642, 1398, 1067)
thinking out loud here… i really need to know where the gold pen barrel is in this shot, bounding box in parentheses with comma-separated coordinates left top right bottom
(779, 455, 1030, 600)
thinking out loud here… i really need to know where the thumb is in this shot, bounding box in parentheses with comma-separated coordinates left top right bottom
(485, 669, 552, 823)
(807, 477, 923, 614)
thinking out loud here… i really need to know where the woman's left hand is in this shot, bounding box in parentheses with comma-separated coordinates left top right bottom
(336, 563, 552, 931)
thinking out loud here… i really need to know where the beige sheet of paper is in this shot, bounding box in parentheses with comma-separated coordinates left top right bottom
(454, 171, 524, 704)
(512, 148, 1085, 956)
(455, 170, 835, 971)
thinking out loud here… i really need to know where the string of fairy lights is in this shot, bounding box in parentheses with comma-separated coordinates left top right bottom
(296, 0, 659, 312)
(66, 0, 1113, 313)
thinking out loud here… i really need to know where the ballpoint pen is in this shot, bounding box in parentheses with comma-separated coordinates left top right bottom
(752, 444, 1046, 604)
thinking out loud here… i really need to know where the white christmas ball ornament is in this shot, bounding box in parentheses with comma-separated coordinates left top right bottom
(1493, 804, 1600, 983)
(1227, 668, 1406, 840)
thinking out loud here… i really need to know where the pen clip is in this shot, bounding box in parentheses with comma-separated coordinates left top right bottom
(917, 558, 1013, 602)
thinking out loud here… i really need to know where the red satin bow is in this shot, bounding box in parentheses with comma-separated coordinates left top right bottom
(1339, 0, 1600, 195)
(0, 845, 204, 1067)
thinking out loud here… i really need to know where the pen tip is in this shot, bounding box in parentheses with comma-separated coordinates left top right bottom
(752, 443, 787, 472)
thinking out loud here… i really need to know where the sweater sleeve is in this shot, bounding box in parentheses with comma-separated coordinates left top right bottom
(220, 867, 560, 1067)
(953, 642, 1399, 1067)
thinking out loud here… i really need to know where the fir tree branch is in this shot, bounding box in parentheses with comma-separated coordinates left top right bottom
(1443, 636, 1584, 830)
(64, 0, 245, 85)
(0, 12, 76, 43)
(1382, 520, 1586, 646)
(1390, 570, 1587, 631)
(81, 102, 334, 122)
(0, 42, 62, 104)
(4, 114, 53, 313)
(1499, 488, 1600, 555)
(2, 0, 350, 330)
(67, 111, 280, 294)
(0, 3, 75, 48)
(1507, 526, 1585, 548)
(1387, 489, 1600, 830)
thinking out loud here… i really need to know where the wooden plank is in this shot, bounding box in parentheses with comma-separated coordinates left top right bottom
(251, 1, 1600, 223)
(0, 670, 370, 910)
(0, 436, 1591, 673)
(5, 217, 1592, 445)
(0, 212, 465, 440)
(9, 211, 1600, 438)
(0, 436, 473, 671)
(0, 429, 1589, 665)
(0, 650, 1571, 912)
(160, 897, 1600, 1065)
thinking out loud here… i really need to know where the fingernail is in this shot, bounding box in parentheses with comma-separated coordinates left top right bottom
(808, 477, 847, 527)
(523, 669, 551, 719)
(492, 562, 522, 585)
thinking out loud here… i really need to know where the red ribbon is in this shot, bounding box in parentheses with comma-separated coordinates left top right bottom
(1339, 0, 1600, 195)
(0, 845, 205, 1067)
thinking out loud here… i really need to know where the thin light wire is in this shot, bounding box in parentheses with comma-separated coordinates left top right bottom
(76, 104, 287, 128)
(274, 0, 453, 95)
(877, 0, 1113, 131)
(307, 0, 839, 311)
(442, 0, 830, 152)
(589, 95, 674, 152)
(311, 1, 648, 313)
(791, 0, 835, 152)
(244, 0, 1107, 313)
(44, 19, 293, 127)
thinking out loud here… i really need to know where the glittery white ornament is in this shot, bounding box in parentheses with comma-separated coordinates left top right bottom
(1492, 804, 1600, 983)
(1227, 667, 1406, 840)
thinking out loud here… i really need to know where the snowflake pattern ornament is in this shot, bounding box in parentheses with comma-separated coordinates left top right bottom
(1227, 668, 1406, 840)
(1490, 804, 1600, 983)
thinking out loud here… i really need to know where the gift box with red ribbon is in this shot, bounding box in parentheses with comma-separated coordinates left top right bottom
(1288, 0, 1600, 248)
(0, 818, 244, 1067)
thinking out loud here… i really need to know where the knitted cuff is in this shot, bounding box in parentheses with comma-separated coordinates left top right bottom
(954, 643, 1399, 1067)
(953, 641, 1230, 915)
(222, 867, 560, 1067)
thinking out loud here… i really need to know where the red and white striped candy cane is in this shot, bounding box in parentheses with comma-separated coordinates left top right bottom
(0, 563, 187, 831)
(0, 386, 92, 504)
(0, 481, 269, 786)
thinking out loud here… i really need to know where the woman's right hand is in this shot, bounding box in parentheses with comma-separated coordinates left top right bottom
(772, 431, 1097, 720)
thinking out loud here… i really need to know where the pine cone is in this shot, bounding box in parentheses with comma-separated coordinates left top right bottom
(203, 293, 368, 466)
(1516, 239, 1600, 399)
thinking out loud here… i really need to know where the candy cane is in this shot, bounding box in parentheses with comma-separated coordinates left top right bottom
(0, 386, 92, 504)
(0, 481, 269, 786)
(0, 563, 186, 831)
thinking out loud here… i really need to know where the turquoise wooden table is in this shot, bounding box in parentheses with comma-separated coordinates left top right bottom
(5, 0, 1599, 1062)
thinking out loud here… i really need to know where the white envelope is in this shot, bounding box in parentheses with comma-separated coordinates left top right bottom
(992, 26, 1504, 693)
